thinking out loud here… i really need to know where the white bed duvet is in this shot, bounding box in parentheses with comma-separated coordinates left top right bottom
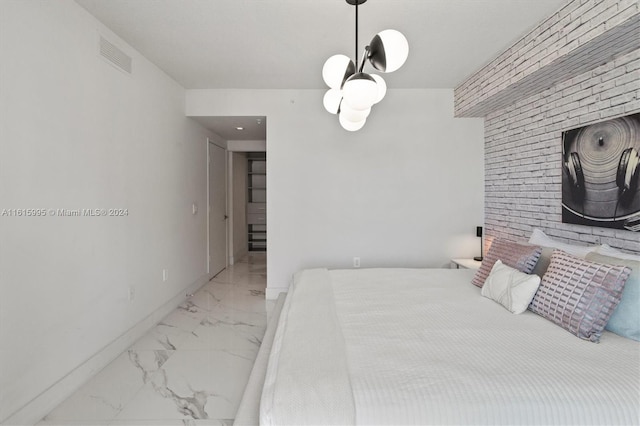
(260, 268, 640, 425)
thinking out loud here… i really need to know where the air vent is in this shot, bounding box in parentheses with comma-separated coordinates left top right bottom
(99, 36, 132, 74)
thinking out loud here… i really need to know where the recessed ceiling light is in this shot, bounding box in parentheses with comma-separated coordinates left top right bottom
(236, 126, 244, 130)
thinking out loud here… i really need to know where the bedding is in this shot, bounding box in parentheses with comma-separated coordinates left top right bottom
(530, 246, 555, 278)
(260, 267, 640, 425)
(596, 244, 640, 261)
(471, 238, 541, 287)
(586, 252, 640, 341)
(529, 250, 631, 342)
(481, 260, 541, 314)
(528, 228, 600, 258)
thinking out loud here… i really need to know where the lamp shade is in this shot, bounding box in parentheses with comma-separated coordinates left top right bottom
(322, 54, 355, 89)
(368, 29, 409, 73)
(339, 113, 366, 131)
(323, 89, 342, 114)
(342, 72, 378, 111)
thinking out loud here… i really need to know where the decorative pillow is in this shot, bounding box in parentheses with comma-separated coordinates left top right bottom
(481, 260, 541, 314)
(528, 228, 599, 258)
(596, 244, 640, 262)
(586, 252, 639, 341)
(529, 250, 631, 342)
(530, 246, 555, 279)
(471, 239, 542, 288)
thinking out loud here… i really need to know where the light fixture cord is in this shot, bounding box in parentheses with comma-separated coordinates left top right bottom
(355, 0, 358, 70)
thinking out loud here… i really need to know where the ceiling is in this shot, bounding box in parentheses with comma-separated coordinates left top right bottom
(191, 116, 267, 140)
(75, 0, 568, 139)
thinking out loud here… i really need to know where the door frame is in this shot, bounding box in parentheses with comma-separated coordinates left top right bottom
(227, 150, 235, 265)
(226, 143, 267, 266)
(207, 138, 228, 275)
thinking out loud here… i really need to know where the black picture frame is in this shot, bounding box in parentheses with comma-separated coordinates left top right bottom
(561, 113, 640, 232)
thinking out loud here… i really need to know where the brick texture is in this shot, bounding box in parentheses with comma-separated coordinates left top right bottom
(454, 0, 640, 254)
(483, 49, 640, 253)
(455, 0, 640, 117)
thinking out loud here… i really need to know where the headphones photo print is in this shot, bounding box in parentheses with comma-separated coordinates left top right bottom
(562, 112, 640, 232)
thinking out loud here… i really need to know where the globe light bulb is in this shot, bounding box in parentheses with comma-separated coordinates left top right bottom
(339, 113, 366, 131)
(342, 72, 378, 111)
(323, 89, 342, 114)
(368, 29, 409, 73)
(371, 74, 387, 104)
(322, 54, 355, 89)
(340, 103, 371, 123)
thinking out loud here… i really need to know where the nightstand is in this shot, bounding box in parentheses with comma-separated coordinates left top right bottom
(451, 258, 482, 270)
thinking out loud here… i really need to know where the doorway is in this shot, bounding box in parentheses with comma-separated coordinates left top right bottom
(246, 152, 267, 252)
(228, 149, 267, 264)
(208, 140, 227, 276)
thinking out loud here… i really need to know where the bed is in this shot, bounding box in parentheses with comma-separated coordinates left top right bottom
(253, 266, 639, 425)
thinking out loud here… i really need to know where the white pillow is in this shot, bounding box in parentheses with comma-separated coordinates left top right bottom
(528, 228, 599, 258)
(481, 260, 541, 314)
(596, 244, 640, 262)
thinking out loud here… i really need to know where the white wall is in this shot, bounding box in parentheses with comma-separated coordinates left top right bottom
(227, 139, 266, 152)
(187, 89, 485, 297)
(0, 1, 212, 422)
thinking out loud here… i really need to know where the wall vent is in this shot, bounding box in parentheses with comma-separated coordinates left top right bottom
(99, 36, 132, 74)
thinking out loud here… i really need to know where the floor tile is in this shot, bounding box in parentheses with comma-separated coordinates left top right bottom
(113, 350, 254, 421)
(130, 301, 208, 351)
(39, 253, 267, 425)
(110, 420, 233, 426)
(180, 309, 266, 358)
(40, 350, 172, 423)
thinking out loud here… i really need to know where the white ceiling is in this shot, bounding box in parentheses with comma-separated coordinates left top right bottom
(76, 0, 568, 90)
(191, 116, 267, 140)
(75, 0, 568, 139)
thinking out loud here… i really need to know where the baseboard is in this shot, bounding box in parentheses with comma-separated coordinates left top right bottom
(265, 286, 288, 300)
(3, 274, 211, 426)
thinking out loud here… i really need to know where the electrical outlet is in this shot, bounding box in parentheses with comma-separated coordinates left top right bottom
(162, 269, 168, 282)
(128, 285, 135, 301)
(353, 257, 360, 268)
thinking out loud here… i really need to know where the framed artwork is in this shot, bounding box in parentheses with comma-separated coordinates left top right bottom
(562, 113, 640, 232)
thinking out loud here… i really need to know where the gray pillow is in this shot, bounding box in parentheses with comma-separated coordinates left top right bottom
(586, 252, 639, 342)
(529, 250, 631, 342)
(531, 246, 555, 279)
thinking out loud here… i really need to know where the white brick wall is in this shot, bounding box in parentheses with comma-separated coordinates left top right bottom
(455, 0, 639, 117)
(484, 49, 640, 253)
(454, 0, 640, 254)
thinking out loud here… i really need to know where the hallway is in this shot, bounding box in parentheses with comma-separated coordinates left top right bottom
(39, 254, 269, 425)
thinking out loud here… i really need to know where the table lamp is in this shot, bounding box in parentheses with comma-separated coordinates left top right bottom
(474, 226, 483, 261)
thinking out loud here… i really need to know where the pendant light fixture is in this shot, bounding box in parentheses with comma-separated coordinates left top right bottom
(322, 0, 409, 131)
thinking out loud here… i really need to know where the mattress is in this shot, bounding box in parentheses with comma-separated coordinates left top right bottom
(260, 267, 640, 425)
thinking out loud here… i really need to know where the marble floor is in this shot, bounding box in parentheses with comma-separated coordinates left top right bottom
(38, 253, 270, 426)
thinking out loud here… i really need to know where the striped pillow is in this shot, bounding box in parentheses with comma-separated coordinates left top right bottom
(471, 239, 542, 288)
(529, 250, 631, 342)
